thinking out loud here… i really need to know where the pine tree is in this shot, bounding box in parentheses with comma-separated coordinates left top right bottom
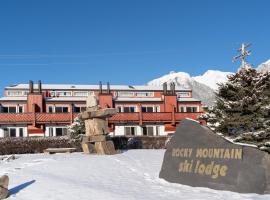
(203, 64, 270, 151)
(68, 117, 85, 140)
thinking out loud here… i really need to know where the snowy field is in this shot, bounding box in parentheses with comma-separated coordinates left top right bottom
(0, 150, 269, 200)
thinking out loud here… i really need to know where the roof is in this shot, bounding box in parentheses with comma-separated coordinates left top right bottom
(5, 84, 191, 91)
(0, 97, 27, 101)
(177, 97, 201, 102)
(114, 97, 162, 102)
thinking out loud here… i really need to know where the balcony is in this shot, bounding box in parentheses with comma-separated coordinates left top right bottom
(0, 112, 204, 125)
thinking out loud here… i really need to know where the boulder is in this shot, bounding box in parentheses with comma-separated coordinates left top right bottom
(0, 175, 9, 199)
(159, 119, 270, 194)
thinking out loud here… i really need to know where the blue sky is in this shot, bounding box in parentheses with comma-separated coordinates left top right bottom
(0, 0, 270, 94)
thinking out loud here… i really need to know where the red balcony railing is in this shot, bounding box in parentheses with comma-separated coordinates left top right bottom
(0, 112, 204, 125)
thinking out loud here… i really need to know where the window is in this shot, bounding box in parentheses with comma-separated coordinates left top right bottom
(73, 91, 92, 97)
(117, 91, 134, 97)
(180, 106, 198, 113)
(18, 106, 23, 113)
(116, 106, 122, 112)
(7, 91, 24, 96)
(177, 92, 190, 97)
(49, 128, 53, 137)
(142, 106, 154, 113)
(135, 92, 154, 97)
(73, 106, 86, 113)
(156, 126, 160, 136)
(55, 107, 69, 113)
(9, 128, 16, 137)
(19, 128, 24, 137)
(180, 107, 185, 112)
(124, 127, 136, 136)
(1, 106, 16, 113)
(55, 128, 67, 136)
(50, 91, 72, 97)
(48, 106, 53, 113)
(142, 127, 154, 136)
(123, 106, 135, 113)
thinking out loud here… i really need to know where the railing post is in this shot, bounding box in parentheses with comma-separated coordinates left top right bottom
(70, 104, 73, 125)
(171, 106, 176, 125)
(138, 103, 143, 126)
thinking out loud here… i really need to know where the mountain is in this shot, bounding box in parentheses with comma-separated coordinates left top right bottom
(257, 59, 270, 73)
(146, 59, 270, 106)
(147, 70, 231, 106)
(193, 70, 232, 90)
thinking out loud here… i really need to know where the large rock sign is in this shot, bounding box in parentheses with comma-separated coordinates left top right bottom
(159, 119, 270, 194)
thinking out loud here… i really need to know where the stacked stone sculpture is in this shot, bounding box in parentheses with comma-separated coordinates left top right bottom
(0, 175, 9, 199)
(79, 95, 117, 155)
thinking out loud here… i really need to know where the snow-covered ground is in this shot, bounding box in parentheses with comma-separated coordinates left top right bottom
(0, 150, 269, 200)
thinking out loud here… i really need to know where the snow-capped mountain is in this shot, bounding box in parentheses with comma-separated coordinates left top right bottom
(193, 70, 232, 90)
(147, 70, 231, 106)
(257, 59, 270, 73)
(146, 59, 270, 106)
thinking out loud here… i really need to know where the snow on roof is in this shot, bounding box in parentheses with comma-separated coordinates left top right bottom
(45, 97, 87, 102)
(178, 97, 201, 102)
(0, 97, 27, 101)
(114, 97, 162, 102)
(5, 84, 191, 91)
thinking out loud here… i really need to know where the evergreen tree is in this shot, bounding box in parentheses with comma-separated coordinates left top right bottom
(202, 64, 270, 151)
(68, 117, 85, 140)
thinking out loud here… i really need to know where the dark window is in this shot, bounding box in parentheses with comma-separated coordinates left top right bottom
(142, 107, 154, 113)
(142, 127, 154, 136)
(180, 107, 185, 112)
(55, 107, 68, 113)
(2, 107, 8, 113)
(186, 107, 198, 113)
(123, 107, 135, 113)
(142, 127, 147, 135)
(55, 128, 63, 136)
(74, 107, 80, 113)
(48, 106, 53, 113)
(125, 127, 136, 136)
(18, 106, 23, 113)
(62, 107, 68, 113)
(19, 128, 23, 137)
(55, 107, 62, 113)
(9, 107, 16, 113)
(9, 128, 16, 137)
(117, 107, 122, 112)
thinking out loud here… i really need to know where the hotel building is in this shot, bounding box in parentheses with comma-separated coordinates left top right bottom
(0, 81, 204, 138)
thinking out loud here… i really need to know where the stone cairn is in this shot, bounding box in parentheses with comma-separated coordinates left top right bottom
(79, 95, 117, 155)
(0, 175, 9, 199)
